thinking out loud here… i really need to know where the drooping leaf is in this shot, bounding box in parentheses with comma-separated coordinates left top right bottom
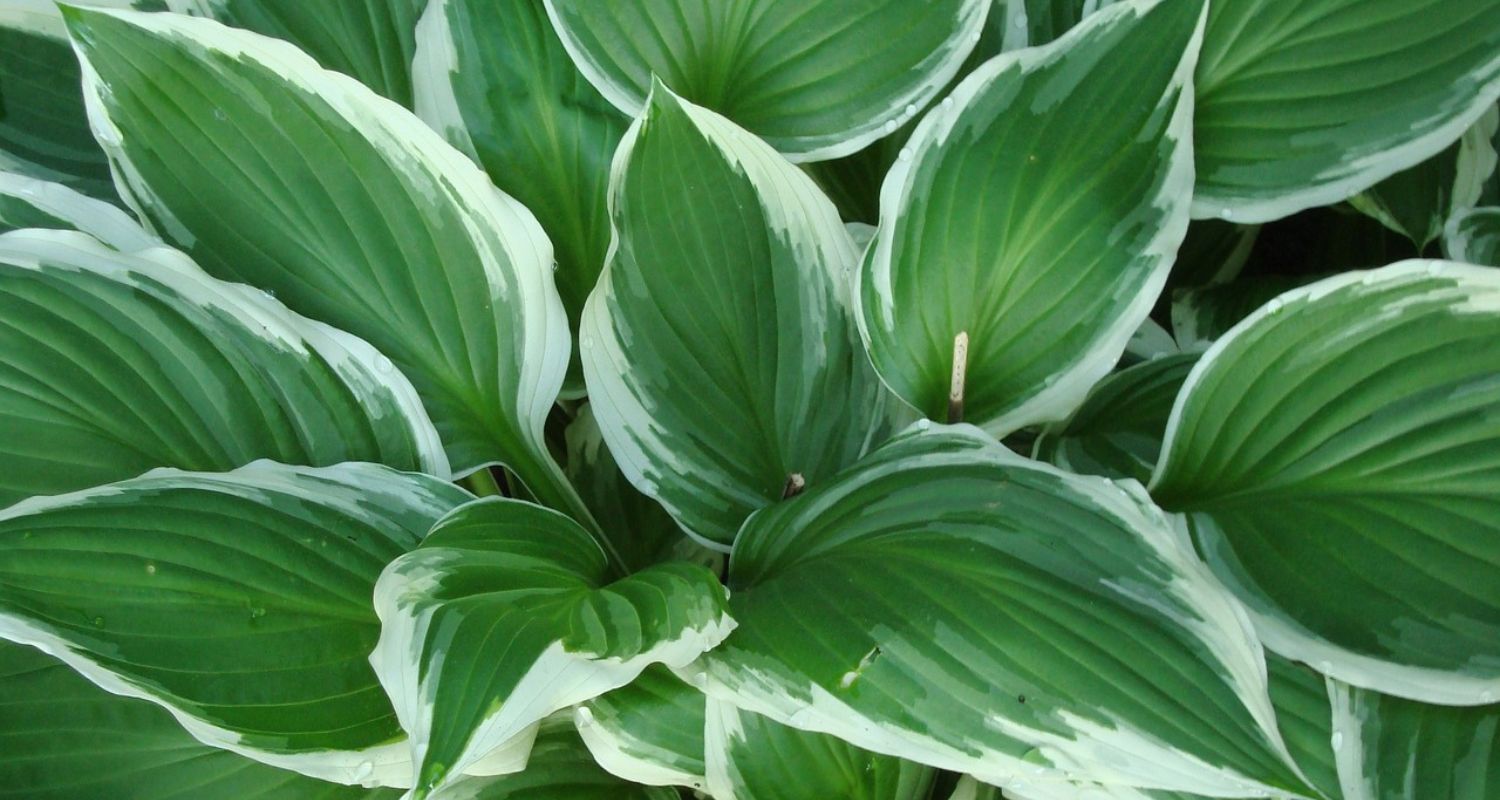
(1170, 274, 1313, 351)
(369, 498, 733, 799)
(0, 229, 448, 507)
(0, 462, 471, 786)
(564, 406, 684, 572)
(997, 0, 1124, 49)
(1445, 206, 1500, 266)
(0, 640, 402, 799)
(1192, 0, 1500, 223)
(412, 0, 627, 393)
(856, 0, 1203, 434)
(543, 0, 991, 161)
(0, 172, 156, 249)
(581, 85, 884, 548)
(1032, 353, 1198, 484)
(1152, 261, 1500, 705)
(576, 666, 709, 792)
(63, 7, 586, 521)
(0, 0, 125, 199)
(1168, 220, 1259, 290)
(161, 0, 429, 107)
(693, 424, 1308, 796)
(1331, 682, 1500, 798)
(1349, 108, 1500, 250)
(443, 717, 677, 800)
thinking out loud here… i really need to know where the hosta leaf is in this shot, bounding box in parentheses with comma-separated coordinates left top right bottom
(581, 85, 884, 548)
(1152, 262, 1500, 705)
(1193, 0, 1500, 223)
(160, 0, 428, 107)
(0, 0, 124, 199)
(0, 462, 470, 786)
(1170, 274, 1312, 351)
(998, 0, 1123, 49)
(1445, 207, 1500, 267)
(577, 666, 709, 791)
(0, 172, 156, 249)
(693, 424, 1307, 796)
(705, 699, 937, 800)
(1265, 657, 1340, 800)
(1167, 220, 1258, 292)
(1349, 108, 1500, 250)
(564, 406, 684, 573)
(413, 0, 627, 393)
(0, 229, 447, 507)
(1032, 353, 1198, 484)
(1332, 683, 1500, 799)
(369, 498, 733, 799)
(64, 8, 585, 519)
(451, 717, 677, 800)
(543, 0, 990, 161)
(0, 640, 401, 799)
(857, 0, 1203, 434)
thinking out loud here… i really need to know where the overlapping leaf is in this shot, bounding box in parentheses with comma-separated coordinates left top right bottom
(857, 0, 1203, 434)
(1446, 207, 1500, 266)
(0, 172, 156, 248)
(581, 85, 884, 548)
(0, 229, 447, 507)
(63, 8, 584, 519)
(370, 498, 732, 799)
(1193, 0, 1500, 222)
(694, 424, 1308, 796)
(543, 0, 990, 161)
(1331, 682, 1500, 798)
(576, 666, 709, 792)
(1153, 261, 1500, 705)
(0, 462, 470, 785)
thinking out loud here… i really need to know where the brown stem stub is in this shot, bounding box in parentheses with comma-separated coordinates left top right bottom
(781, 472, 806, 499)
(948, 330, 969, 424)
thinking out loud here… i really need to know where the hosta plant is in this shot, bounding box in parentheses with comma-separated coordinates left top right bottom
(1, 0, 1499, 798)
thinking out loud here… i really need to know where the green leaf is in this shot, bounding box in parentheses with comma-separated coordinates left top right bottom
(543, 0, 990, 161)
(1265, 656, 1341, 800)
(1167, 220, 1259, 291)
(1445, 206, 1500, 267)
(0, 462, 470, 785)
(0, 229, 448, 507)
(0, 1, 120, 199)
(856, 0, 1203, 434)
(63, 7, 587, 522)
(1032, 353, 1198, 484)
(369, 498, 732, 799)
(1193, 0, 1500, 223)
(1332, 683, 1500, 798)
(1349, 108, 1500, 250)
(453, 717, 677, 800)
(0, 172, 156, 249)
(998, 0, 1124, 49)
(693, 424, 1307, 796)
(1152, 261, 1500, 705)
(161, 0, 428, 107)
(564, 406, 685, 573)
(0, 640, 401, 799)
(581, 85, 884, 548)
(577, 666, 709, 792)
(1170, 274, 1314, 351)
(412, 0, 627, 394)
(706, 699, 937, 800)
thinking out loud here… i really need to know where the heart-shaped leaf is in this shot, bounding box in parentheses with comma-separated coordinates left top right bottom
(1152, 261, 1500, 705)
(856, 0, 1203, 434)
(1192, 0, 1500, 222)
(692, 424, 1309, 796)
(543, 0, 990, 161)
(581, 85, 884, 548)
(370, 497, 733, 799)
(0, 172, 156, 249)
(0, 229, 447, 507)
(0, 462, 470, 785)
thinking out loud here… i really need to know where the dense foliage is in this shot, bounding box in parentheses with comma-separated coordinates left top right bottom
(1, 0, 1498, 798)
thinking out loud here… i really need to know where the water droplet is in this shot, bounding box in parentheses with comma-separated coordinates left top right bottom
(1219, 208, 1234, 221)
(261, 288, 277, 301)
(883, 120, 898, 135)
(213, 108, 227, 122)
(249, 607, 267, 619)
(1265, 298, 1283, 314)
(144, 562, 157, 576)
(788, 708, 812, 727)
(1427, 262, 1445, 277)
(1317, 660, 1332, 673)
(352, 761, 374, 782)
(20, 532, 31, 541)
(96, 127, 123, 147)
(941, 97, 955, 111)
(915, 419, 932, 431)
(970, 32, 981, 44)
(550, 261, 559, 272)
(1330, 731, 1344, 751)
(1481, 690, 1496, 704)
(690, 672, 708, 689)
(581, 336, 594, 349)
(897, 148, 913, 162)
(576, 706, 595, 727)
(1014, 16, 1026, 28)
(374, 355, 394, 373)
(92, 616, 105, 627)
(904, 103, 917, 117)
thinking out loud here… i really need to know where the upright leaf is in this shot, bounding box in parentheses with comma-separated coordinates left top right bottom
(1152, 262, 1500, 705)
(564, 406, 684, 572)
(694, 425, 1308, 796)
(543, 0, 991, 161)
(0, 172, 156, 249)
(161, 0, 428, 107)
(0, 640, 401, 799)
(412, 0, 627, 392)
(0, 230, 448, 507)
(369, 498, 732, 799)
(1193, 0, 1500, 222)
(1445, 207, 1500, 267)
(581, 85, 884, 548)
(857, 0, 1203, 434)
(63, 8, 585, 521)
(0, 462, 470, 785)
(1332, 683, 1500, 799)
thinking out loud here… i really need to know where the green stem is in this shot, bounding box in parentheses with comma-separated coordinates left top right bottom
(460, 468, 502, 498)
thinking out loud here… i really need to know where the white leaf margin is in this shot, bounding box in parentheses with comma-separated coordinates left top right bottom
(0, 171, 158, 251)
